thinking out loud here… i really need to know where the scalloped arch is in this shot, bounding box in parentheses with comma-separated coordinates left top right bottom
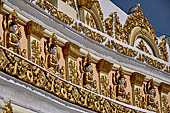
(129, 27, 160, 57)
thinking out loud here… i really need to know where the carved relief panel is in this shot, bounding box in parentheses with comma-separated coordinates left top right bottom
(79, 53, 97, 93)
(44, 33, 65, 77)
(25, 21, 45, 65)
(97, 59, 112, 97)
(112, 67, 131, 104)
(144, 79, 159, 112)
(130, 72, 145, 108)
(64, 42, 80, 81)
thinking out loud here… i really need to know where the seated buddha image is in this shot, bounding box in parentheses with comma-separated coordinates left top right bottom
(144, 79, 159, 112)
(116, 67, 131, 104)
(147, 87, 159, 110)
(83, 63, 93, 87)
(7, 22, 21, 53)
(48, 44, 60, 73)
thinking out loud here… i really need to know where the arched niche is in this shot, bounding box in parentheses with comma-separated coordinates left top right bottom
(77, 0, 104, 32)
(89, 5, 104, 32)
(129, 27, 160, 58)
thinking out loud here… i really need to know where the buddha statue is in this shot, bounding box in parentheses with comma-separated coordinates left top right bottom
(45, 33, 60, 74)
(144, 79, 159, 112)
(80, 53, 97, 92)
(3, 11, 22, 54)
(113, 66, 131, 104)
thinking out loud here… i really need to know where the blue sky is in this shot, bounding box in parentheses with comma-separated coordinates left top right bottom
(111, 0, 170, 37)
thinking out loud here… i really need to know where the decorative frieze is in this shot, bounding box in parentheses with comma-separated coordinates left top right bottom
(130, 72, 145, 108)
(0, 47, 145, 113)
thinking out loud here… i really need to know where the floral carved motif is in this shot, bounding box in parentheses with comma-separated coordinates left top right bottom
(0, 47, 143, 113)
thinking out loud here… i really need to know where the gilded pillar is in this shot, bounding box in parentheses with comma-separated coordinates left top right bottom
(97, 59, 113, 96)
(63, 42, 80, 82)
(159, 82, 170, 113)
(25, 21, 45, 65)
(130, 72, 145, 107)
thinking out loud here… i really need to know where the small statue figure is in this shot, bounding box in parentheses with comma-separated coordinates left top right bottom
(80, 53, 97, 92)
(3, 10, 22, 54)
(112, 66, 131, 104)
(45, 33, 60, 74)
(144, 79, 159, 112)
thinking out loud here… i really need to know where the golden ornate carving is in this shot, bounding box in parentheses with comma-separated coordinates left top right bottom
(85, 13, 90, 26)
(130, 72, 145, 86)
(135, 88, 146, 109)
(162, 95, 170, 113)
(72, 22, 81, 32)
(79, 23, 106, 43)
(124, 4, 158, 45)
(115, 12, 124, 42)
(104, 13, 114, 37)
(97, 59, 113, 73)
(77, 0, 97, 9)
(66, 0, 77, 11)
(144, 79, 159, 112)
(159, 82, 170, 94)
(29, 0, 74, 25)
(64, 42, 80, 59)
(69, 60, 81, 85)
(79, 53, 97, 92)
(0, 47, 143, 113)
(3, 10, 22, 54)
(44, 33, 62, 74)
(89, 15, 96, 29)
(142, 54, 165, 70)
(111, 40, 138, 57)
(31, 40, 42, 65)
(112, 67, 131, 104)
(1, 99, 13, 113)
(136, 40, 151, 55)
(78, 0, 104, 31)
(159, 37, 168, 62)
(25, 21, 45, 39)
(100, 75, 109, 97)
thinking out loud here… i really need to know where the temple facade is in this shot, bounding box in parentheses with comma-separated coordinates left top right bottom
(0, 0, 170, 113)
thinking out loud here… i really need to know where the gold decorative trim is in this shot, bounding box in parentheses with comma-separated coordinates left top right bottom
(104, 13, 114, 37)
(1, 99, 13, 113)
(64, 42, 80, 59)
(130, 72, 145, 86)
(0, 47, 143, 113)
(159, 82, 170, 94)
(136, 40, 151, 55)
(25, 21, 45, 39)
(97, 59, 113, 73)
